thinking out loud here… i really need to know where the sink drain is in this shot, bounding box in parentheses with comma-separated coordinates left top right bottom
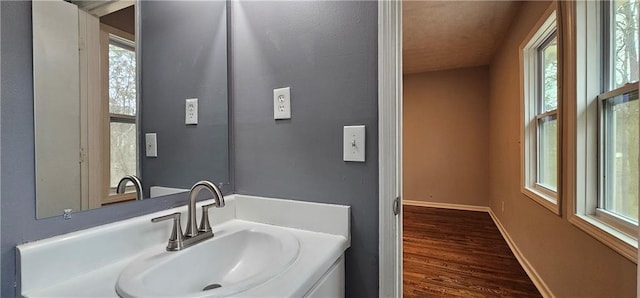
(203, 283, 222, 291)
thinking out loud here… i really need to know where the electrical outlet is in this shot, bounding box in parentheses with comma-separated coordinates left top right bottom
(273, 87, 291, 120)
(185, 98, 198, 125)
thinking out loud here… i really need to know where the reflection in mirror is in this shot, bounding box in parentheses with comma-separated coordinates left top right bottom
(33, 0, 229, 219)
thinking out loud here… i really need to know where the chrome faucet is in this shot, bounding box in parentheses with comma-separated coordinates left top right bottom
(151, 180, 225, 251)
(185, 180, 225, 237)
(116, 175, 143, 200)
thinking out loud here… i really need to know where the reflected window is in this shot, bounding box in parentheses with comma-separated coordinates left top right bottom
(107, 35, 138, 190)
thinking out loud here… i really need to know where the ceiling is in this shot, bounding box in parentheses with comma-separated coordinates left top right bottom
(403, 1, 521, 74)
(70, 0, 134, 17)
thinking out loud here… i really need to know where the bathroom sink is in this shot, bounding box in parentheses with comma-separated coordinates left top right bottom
(115, 222, 300, 297)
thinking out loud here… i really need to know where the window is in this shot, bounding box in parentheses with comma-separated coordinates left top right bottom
(103, 26, 138, 197)
(521, 5, 561, 214)
(599, 89, 639, 228)
(599, 0, 639, 226)
(537, 32, 559, 192)
(572, 0, 639, 261)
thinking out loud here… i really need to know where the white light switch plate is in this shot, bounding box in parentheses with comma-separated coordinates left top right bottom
(145, 133, 157, 157)
(273, 87, 291, 120)
(185, 98, 198, 125)
(343, 125, 365, 162)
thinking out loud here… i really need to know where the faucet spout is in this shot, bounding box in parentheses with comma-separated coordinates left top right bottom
(116, 175, 143, 200)
(185, 180, 225, 237)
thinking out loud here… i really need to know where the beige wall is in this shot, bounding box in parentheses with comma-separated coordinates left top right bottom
(489, 1, 636, 297)
(403, 67, 489, 206)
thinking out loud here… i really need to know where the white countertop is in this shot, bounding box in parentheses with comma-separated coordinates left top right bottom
(18, 195, 350, 297)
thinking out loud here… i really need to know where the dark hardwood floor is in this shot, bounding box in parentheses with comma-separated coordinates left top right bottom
(403, 205, 541, 297)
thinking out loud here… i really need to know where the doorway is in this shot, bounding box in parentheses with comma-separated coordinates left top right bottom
(379, 1, 640, 297)
(400, 1, 540, 297)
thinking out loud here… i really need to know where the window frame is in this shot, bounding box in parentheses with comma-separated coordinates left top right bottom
(598, 0, 639, 229)
(570, 0, 638, 263)
(596, 82, 639, 237)
(520, 3, 562, 215)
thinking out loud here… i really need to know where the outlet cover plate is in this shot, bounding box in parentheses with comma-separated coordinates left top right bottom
(145, 133, 158, 157)
(273, 87, 291, 120)
(185, 98, 198, 125)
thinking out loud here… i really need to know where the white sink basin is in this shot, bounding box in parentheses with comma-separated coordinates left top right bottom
(116, 223, 300, 298)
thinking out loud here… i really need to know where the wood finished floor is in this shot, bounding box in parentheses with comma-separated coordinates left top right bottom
(403, 205, 541, 298)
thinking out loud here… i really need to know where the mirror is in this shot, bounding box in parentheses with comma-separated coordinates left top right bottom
(32, 0, 229, 219)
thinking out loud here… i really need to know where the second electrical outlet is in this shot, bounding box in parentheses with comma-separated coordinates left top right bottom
(185, 98, 198, 125)
(273, 87, 291, 120)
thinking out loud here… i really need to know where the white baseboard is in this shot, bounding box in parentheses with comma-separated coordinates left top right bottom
(487, 209, 554, 298)
(403, 200, 554, 298)
(402, 200, 490, 212)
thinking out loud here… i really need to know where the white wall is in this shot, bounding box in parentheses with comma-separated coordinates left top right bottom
(32, 1, 81, 217)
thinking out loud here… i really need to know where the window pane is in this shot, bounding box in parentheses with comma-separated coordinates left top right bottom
(541, 35, 558, 113)
(538, 114, 558, 191)
(611, 0, 639, 89)
(603, 92, 639, 221)
(109, 42, 137, 116)
(110, 122, 137, 188)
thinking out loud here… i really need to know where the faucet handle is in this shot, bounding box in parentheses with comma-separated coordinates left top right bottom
(152, 212, 184, 251)
(198, 203, 217, 234)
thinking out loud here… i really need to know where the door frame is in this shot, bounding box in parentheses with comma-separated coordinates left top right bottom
(378, 0, 402, 297)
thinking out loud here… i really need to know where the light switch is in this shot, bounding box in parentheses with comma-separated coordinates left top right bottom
(273, 87, 291, 120)
(343, 125, 365, 162)
(185, 98, 198, 125)
(145, 133, 157, 157)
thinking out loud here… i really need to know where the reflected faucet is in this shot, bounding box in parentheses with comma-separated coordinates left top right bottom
(152, 180, 225, 251)
(116, 175, 143, 200)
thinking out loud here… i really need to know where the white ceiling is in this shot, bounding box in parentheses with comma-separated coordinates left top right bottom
(403, 1, 521, 74)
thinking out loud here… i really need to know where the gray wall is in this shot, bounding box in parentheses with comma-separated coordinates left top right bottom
(0, 0, 3, 287)
(140, 1, 229, 196)
(230, 1, 379, 297)
(0, 2, 230, 296)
